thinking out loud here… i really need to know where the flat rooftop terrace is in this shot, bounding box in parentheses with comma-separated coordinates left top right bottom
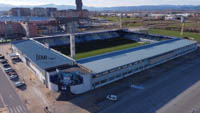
(77, 39, 197, 73)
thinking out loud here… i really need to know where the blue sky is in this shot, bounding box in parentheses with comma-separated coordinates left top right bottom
(0, 0, 200, 7)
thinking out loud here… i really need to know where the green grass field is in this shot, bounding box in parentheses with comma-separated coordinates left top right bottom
(97, 16, 136, 22)
(53, 37, 147, 60)
(75, 42, 146, 59)
(148, 29, 200, 43)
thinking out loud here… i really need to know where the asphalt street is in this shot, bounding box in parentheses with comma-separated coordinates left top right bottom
(100, 53, 200, 113)
(0, 68, 29, 113)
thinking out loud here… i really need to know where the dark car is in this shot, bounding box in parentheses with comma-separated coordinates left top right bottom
(3, 64, 11, 68)
(11, 58, 22, 64)
(6, 71, 17, 76)
(15, 81, 25, 88)
(0, 56, 5, 59)
(0, 60, 8, 65)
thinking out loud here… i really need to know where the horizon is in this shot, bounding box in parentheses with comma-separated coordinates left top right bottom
(0, 0, 200, 7)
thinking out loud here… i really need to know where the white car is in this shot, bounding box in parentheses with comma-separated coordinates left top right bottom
(10, 74, 18, 80)
(4, 67, 13, 72)
(106, 95, 118, 101)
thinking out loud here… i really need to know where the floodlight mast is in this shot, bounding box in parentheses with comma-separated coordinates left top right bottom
(25, 16, 30, 39)
(120, 13, 123, 29)
(180, 16, 186, 36)
(68, 21, 77, 59)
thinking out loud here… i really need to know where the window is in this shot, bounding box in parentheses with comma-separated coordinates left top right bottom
(128, 64, 132, 67)
(123, 72, 128, 75)
(101, 79, 107, 84)
(116, 74, 121, 78)
(128, 71, 132, 74)
(109, 76, 115, 81)
(110, 69, 116, 73)
(123, 65, 128, 69)
(102, 71, 108, 75)
(94, 82, 100, 86)
(93, 74, 101, 78)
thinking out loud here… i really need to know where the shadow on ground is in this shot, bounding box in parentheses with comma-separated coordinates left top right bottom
(55, 48, 200, 113)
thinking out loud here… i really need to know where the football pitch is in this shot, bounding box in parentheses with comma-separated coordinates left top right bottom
(52, 37, 146, 59)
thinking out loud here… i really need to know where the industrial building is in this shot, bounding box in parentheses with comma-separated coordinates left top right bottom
(11, 29, 198, 94)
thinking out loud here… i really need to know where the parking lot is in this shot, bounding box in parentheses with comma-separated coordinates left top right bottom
(0, 44, 90, 113)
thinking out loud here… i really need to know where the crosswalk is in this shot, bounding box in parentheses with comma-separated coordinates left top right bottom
(8, 105, 28, 113)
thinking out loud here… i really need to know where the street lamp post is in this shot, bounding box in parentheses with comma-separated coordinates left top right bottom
(4, 21, 8, 39)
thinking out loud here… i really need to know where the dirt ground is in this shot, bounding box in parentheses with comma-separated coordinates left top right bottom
(0, 108, 9, 113)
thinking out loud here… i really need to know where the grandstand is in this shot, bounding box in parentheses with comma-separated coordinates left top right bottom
(12, 29, 198, 94)
(35, 29, 172, 59)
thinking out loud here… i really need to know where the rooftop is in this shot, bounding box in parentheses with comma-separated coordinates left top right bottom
(12, 40, 74, 70)
(77, 39, 197, 73)
(0, 16, 53, 22)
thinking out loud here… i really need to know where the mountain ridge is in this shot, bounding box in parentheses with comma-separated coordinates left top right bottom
(0, 4, 199, 11)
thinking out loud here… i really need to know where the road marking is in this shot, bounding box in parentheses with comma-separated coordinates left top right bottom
(22, 105, 27, 112)
(9, 107, 14, 113)
(18, 105, 23, 112)
(16, 106, 21, 113)
(130, 84, 145, 89)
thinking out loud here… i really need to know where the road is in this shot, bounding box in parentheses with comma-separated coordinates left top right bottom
(100, 53, 200, 113)
(0, 68, 29, 113)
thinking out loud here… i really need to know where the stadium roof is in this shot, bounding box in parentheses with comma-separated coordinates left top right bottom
(78, 39, 196, 73)
(12, 40, 74, 70)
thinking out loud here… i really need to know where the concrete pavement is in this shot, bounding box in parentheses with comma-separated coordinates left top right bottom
(100, 52, 200, 113)
(0, 68, 29, 113)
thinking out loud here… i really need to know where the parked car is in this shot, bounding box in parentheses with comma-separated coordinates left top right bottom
(4, 68, 14, 73)
(11, 57, 21, 64)
(6, 71, 17, 76)
(0, 59, 7, 63)
(15, 81, 25, 88)
(0, 55, 4, 59)
(3, 64, 11, 68)
(106, 95, 118, 101)
(0, 60, 7, 65)
(10, 74, 18, 80)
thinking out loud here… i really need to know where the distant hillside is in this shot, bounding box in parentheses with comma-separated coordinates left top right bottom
(97, 5, 200, 11)
(0, 4, 200, 11)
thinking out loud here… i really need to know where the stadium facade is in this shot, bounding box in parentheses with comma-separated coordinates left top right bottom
(11, 29, 198, 94)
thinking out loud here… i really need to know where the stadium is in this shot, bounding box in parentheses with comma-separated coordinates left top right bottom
(11, 29, 198, 94)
